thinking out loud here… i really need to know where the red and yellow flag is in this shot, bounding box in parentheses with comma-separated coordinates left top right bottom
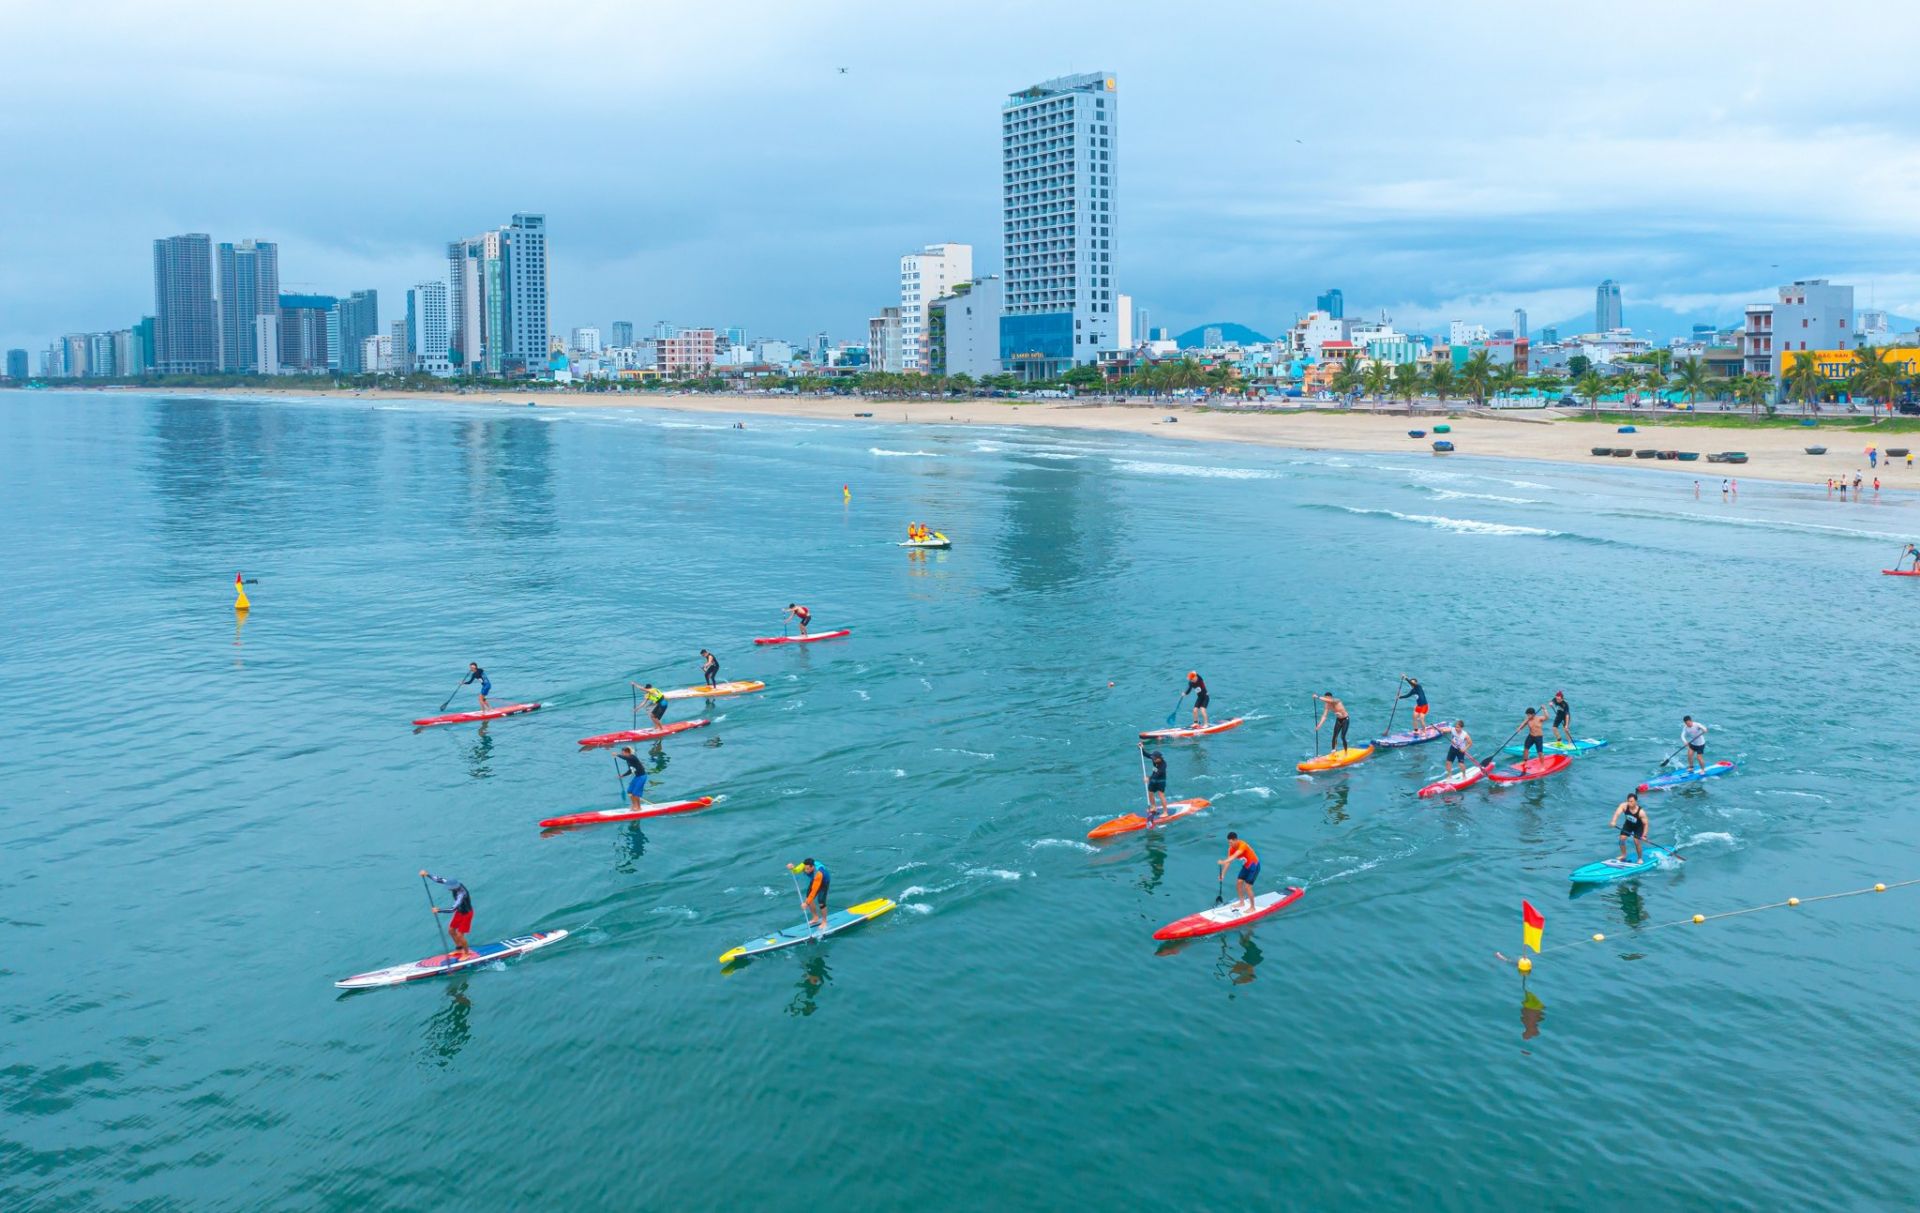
(1522, 900, 1544, 954)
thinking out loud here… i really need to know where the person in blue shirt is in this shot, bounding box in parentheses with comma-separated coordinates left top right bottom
(420, 870, 475, 958)
(1397, 676, 1430, 731)
(463, 663, 491, 710)
(790, 858, 830, 928)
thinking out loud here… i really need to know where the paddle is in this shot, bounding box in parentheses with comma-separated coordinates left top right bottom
(1214, 875, 1225, 906)
(1655, 741, 1689, 768)
(420, 874, 452, 956)
(612, 753, 627, 805)
(1311, 695, 1322, 756)
(1381, 676, 1407, 738)
(1137, 741, 1152, 813)
(437, 679, 466, 712)
(787, 867, 819, 940)
(1165, 690, 1189, 728)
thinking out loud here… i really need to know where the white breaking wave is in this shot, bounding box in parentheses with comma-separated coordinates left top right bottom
(1023, 450, 1086, 461)
(1430, 488, 1543, 505)
(650, 906, 698, 919)
(870, 447, 944, 457)
(1113, 459, 1281, 480)
(1028, 838, 1099, 853)
(1679, 830, 1736, 848)
(933, 748, 997, 759)
(899, 903, 933, 914)
(965, 868, 1026, 881)
(1333, 506, 1560, 537)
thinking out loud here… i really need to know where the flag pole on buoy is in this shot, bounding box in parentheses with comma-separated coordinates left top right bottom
(234, 572, 250, 612)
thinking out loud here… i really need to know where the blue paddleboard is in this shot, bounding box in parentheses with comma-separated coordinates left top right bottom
(719, 898, 895, 964)
(1504, 737, 1608, 756)
(1375, 726, 1445, 748)
(1569, 845, 1669, 885)
(1639, 761, 1735, 792)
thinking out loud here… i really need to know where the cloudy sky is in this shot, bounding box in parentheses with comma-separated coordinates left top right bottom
(3, 0, 1918, 353)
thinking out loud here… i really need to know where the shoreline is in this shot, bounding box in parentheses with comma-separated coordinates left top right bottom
(14, 384, 1907, 489)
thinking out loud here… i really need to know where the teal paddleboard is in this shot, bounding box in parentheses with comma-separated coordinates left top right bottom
(1639, 761, 1735, 792)
(719, 898, 895, 965)
(1569, 845, 1669, 885)
(1504, 738, 1608, 756)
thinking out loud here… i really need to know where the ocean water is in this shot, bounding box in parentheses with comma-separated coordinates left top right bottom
(5, 390, 1918, 1211)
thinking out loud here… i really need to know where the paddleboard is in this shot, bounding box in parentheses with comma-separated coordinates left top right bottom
(719, 898, 894, 964)
(1139, 717, 1245, 740)
(1638, 761, 1735, 792)
(899, 538, 951, 549)
(1296, 746, 1374, 773)
(1375, 726, 1445, 748)
(1503, 738, 1609, 756)
(1486, 754, 1573, 784)
(1569, 846, 1670, 885)
(335, 930, 568, 989)
(539, 797, 716, 828)
(577, 718, 710, 748)
(1087, 798, 1209, 840)
(1153, 887, 1304, 940)
(1417, 763, 1490, 797)
(662, 680, 765, 700)
(754, 629, 852, 645)
(1881, 569, 1920, 577)
(412, 702, 542, 727)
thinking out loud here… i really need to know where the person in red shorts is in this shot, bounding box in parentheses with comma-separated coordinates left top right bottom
(421, 870, 475, 958)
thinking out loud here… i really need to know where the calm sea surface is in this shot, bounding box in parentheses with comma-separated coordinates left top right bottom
(4, 390, 1918, 1211)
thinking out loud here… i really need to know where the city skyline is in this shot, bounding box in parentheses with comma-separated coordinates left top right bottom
(4, 1, 1920, 355)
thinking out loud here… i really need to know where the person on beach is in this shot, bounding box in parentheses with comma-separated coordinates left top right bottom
(1732, 479, 1738, 497)
(1315, 692, 1351, 751)
(1907, 453, 1913, 469)
(785, 603, 811, 636)
(1694, 480, 1700, 499)
(1550, 691, 1573, 746)
(1141, 744, 1170, 822)
(1217, 832, 1261, 914)
(1187, 672, 1211, 729)
(789, 858, 830, 929)
(1681, 716, 1709, 772)
(1610, 793, 1651, 864)
(631, 682, 668, 728)
(616, 745, 649, 807)
(1397, 676, 1430, 730)
(1875, 477, 1881, 498)
(1444, 720, 1474, 777)
(1721, 479, 1730, 499)
(463, 662, 491, 710)
(421, 870, 475, 959)
(699, 649, 720, 687)
(1516, 707, 1546, 761)
(1854, 472, 1864, 496)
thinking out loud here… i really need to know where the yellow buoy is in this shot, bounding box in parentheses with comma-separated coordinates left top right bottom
(1516, 956, 1532, 974)
(1592, 933, 1605, 942)
(1787, 897, 1800, 907)
(1876, 883, 1887, 892)
(233, 572, 250, 612)
(1692, 914, 1705, 924)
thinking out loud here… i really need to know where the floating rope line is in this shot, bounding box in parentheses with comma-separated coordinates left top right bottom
(1512, 878, 1918, 972)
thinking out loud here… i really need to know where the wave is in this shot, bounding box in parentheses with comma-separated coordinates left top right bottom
(870, 447, 944, 457)
(1602, 507, 1914, 545)
(1022, 450, 1086, 461)
(1321, 505, 1562, 537)
(1112, 459, 1282, 480)
(1429, 488, 1544, 505)
(933, 748, 996, 759)
(1027, 838, 1099, 853)
(964, 868, 1026, 881)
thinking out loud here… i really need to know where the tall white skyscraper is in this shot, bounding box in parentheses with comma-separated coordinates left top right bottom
(1512, 308, 1527, 339)
(408, 281, 449, 367)
(216, 239, 280, 373)
(1000, 72, 1117, 379)
(507, 213, 548, 374)
(1595, 280, 1623, 331)
(899, 242, 972, 372)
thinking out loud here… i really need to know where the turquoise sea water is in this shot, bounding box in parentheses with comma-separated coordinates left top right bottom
(5, 390, 1919, 1210)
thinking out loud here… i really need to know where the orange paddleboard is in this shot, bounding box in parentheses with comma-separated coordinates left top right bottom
(1295, 746, 1374, 773)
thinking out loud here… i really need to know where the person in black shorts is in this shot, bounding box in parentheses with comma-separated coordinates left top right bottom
(1516, 707, 1545, 760)
(1141, 743, 1169, 822)
(699, 649, 720, 687)
(1610, 792, 1650, 863)
(1315, 692, 1351, 751)
(1186, 672, 1210, 729)
(1550, 691, 1572, 746)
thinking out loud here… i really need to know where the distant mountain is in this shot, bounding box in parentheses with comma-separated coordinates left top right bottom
(1174, 322, 1272, 348)
(1537, 303, 1920, 345)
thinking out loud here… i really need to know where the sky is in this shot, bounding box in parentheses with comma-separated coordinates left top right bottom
(3, 0, 1920, 355)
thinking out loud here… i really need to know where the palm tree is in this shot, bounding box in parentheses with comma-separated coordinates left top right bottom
(1850, 346, 1898, 416)
(1391, 361, 1423, 404)
(1330, 355, 1363, 399)
(1427, 361, 1458, 407)
(1362, 361, 1392, 402)
(1670, 357, 1712, 410)
(1492, 362, 1526, 403)
(1732, 373, 1773, 416)
(1573, 369, 1607, 414)
(1458, 350, 1495, 406)
(1783, 353, 1827, 413)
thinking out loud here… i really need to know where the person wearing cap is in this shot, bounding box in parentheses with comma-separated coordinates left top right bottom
(1140, 742, 1170, 823)
(1550, 690, 1573, 746)
(1185, 671, 1210, 729)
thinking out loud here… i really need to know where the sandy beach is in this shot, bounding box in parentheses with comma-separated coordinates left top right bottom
(48, 385, 1912, 488)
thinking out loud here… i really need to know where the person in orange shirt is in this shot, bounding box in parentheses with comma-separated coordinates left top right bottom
(1217, 832, 1261, 913)
(790, 858, 831, 929)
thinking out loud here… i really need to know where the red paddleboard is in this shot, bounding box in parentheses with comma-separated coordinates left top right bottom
(577, 719, 710, 748)
(1418, 763, 1490, 798)
(1139, 717, 1246, 740)
(1153, 887, 1303, 940)
(412, 702, 542, 727)
(1882, 569, 1920, 577)
(540, 797, 716, 828)
(1087, 798, 1209, 840)
(754, 629, 852, 645)
(1486, 753, 1573, 784)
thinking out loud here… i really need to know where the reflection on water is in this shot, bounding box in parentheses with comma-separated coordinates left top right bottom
(453, 417, 557, 547)
(1213, 933, 1264, 994)
(786, 954, 832, 1017)
(1321, 782, 1351, 825)
(996, 460, 1125, 597)
(1137, 834, 1168, 893)
(1520, 987, 1545, 1042)
(613, 824, 648, 873)
(466, 726, 494, 780)
(419, 979, 475, 1068)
